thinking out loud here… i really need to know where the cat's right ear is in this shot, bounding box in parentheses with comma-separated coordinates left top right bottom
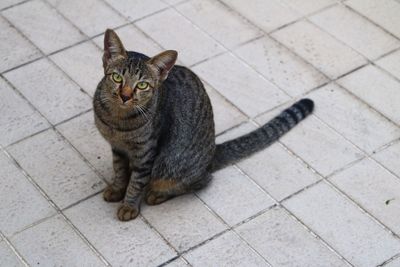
(103, 29, 127, 72)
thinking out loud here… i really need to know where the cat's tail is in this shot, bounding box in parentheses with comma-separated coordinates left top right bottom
(211, 98, 314, 172)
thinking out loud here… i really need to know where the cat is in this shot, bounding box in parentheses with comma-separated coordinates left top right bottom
(93, 29, 314, 221)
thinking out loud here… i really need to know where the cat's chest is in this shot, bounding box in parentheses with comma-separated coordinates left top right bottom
(94, 114, 151, 149)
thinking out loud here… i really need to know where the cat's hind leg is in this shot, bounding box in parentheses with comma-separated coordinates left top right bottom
(145, 174, 212, 205)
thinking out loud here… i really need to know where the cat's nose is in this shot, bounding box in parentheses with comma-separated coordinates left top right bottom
(120, 86, 133, 103)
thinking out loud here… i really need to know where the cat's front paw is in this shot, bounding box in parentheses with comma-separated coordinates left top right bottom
(117, 204, 139, 221)
(103, 185, 125, 202)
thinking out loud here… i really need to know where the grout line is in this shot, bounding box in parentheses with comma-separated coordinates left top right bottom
(0, 0, 32, 12)
(0, 231, 29, 267)
(378, 252, 400, 267)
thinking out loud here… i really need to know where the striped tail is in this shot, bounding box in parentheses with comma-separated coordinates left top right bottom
(211, 98, 314, 172)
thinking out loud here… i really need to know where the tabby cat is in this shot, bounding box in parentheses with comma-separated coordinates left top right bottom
(94, 29, 314, 221)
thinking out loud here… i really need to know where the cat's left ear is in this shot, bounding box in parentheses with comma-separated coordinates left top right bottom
(103, 29, 127, 71)
(147, 50, 178, 82)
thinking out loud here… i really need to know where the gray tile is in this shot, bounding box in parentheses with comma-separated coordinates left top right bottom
(237, 207, 346, 267)
(185, 231, 267, 266)
(50, 41, 103, 96)
(257, 113, 363, 176)
(308, 83, 400, 153)
(376, 49, 400, 80)
(279, 0, 336, 15)
(346, 0, 400, 39)
(8, 129, 104, 209)
(0, 77, 49, 147)
(48, 0, 126, 36)
(216, 122, 257, 143)
(142, 194, 227, 252)
(284, 182, 400, 267)
(330, 158, 400, 235)
(93, 24, 162, 56)
(0, 0, 25, 10)
(0, 16, 41, 73)
(310, 5, 399, 60)
(4, 58, 92, 124)
(11, 215, 105, 266)
(0, 242, 24, 267)
(136, 9, 225, 66)
(165, 258, 189, 267)
(0, 152, 55, 236)
(373, 142, 400, 178)
(176, 0, 261, 49)
(272, 20, 367, 79)
(64, 195, 176, 266)
(205, 84, 247, 135)
(234, 36, 328, 97)
(220, 0, 300, 32)
(193, 53, 290, 117)
(104, 0, 167, 21)
(197, 166, 274, 226)
(337, 65, 400, 125)
(384, 257, 400, 267)
(2, 0, 85, 54)
(238, 143, 320, 201)
(57, 111, 113, 182)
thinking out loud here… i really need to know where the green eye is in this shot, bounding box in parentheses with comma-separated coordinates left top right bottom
(112, 73, 123, 83)
(136, 82, 149, 90)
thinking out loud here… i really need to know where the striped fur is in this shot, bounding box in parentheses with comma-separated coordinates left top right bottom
(94, 29, 314, 221)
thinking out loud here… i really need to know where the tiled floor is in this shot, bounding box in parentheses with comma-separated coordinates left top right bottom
(1, 0, 400, 266)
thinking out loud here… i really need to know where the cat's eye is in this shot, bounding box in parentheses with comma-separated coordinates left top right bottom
(136, 82, 149, 90)
(112, 73, 123, 83)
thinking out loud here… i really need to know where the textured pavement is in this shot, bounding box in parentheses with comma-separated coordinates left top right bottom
(1, 0, 400, 266)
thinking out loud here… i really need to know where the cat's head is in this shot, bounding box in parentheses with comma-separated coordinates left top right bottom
(101, 29, 177, 109)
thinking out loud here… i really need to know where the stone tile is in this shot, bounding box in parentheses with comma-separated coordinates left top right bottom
(257, 113, 363, 176)
(50, 41, 103, 96)
(141, 194, 227, 252)
(64, 195, 176, 266)
(2, 0, 85, 54)
(193, 53, 290, 117)
(11, 215, 105, 266)
(0, 0, 25, 10)
(376, 49, 400, 80)
(205, 84, 247, 135)
(279, 0, 336, 15)
(237, 207, 346, 267)
(4, 58, 92, 124)
(238, 143, 320, 201)
(8, 129, 104, 209)
(0, 77, 49, 147)
(57, 111, 113, 182)
(272, 20, 366, 79)
(220, 0, 300, 32)
(308, 83, 400, 153)
(0, 242, 24, 267)
(385, 257, 400, 267)
(165, 258, 189, 267)
(0, 152, 55, 236)
(284, 182, 400, 267)
(197, 166, 274, 226)
(234, 36, 327, 97)
(373, 142, 400, 178)
(176, 0, 261, 49)
(310, 6, 400, 60)
(104, 0, 167, 21)
(93, 24, 162, 56)
(136, 9, 225, 66)
(346, 0, 400, 38)
(48, 0, 126, 37)
(337, 65, 400, 125)
(216, 122, 257, 143)
(185, 231, 267, 266)
(330, 158, 400, 235)
(0, 16, 41, 73)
